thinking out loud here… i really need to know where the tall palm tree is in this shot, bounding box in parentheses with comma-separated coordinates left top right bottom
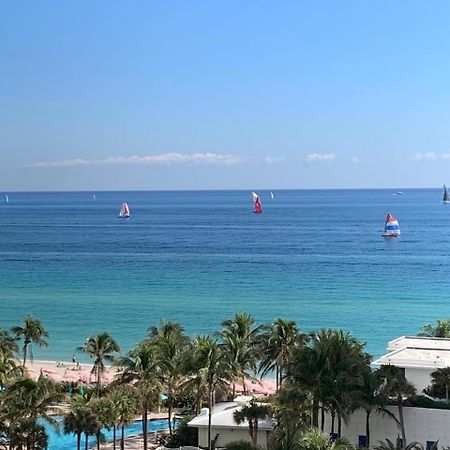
(191, 335, 229, 450)
(233, 399, 271, 446)
(288, 329, 368, 431)
(117, 341, 161, 450)
(379, 365, 416, 448)
(77, 332, 120, 395)
(430, 367, 450, 400)
(259, 318, 304, 391)
(11, 316, 49, 367)
(148, 321, 189, 435)
(109, 385, 138, 450)
(357, 368, 396, 448)
(221, 313, 265, 395)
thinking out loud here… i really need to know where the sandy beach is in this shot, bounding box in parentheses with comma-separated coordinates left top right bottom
(24, 359, 277, 395)
(25, 359, 119, 385)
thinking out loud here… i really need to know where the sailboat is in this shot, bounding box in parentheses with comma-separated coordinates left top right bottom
(443, 185, 450, 204)
(251, 192, 259, 203)
(118, 202, 130, 218)
(253, 195, 262, 214)
(270, 192, 274, 199)
(382, 213, 400, 238)
(93, 193, 96, 201)
(4, 194, 8, 204)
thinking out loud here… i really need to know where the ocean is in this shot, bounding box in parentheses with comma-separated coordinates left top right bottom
(0, 189, 449, 361)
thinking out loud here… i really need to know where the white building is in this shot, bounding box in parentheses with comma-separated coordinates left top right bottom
(338, 336, 450, 448)
(188, 396, 275, 449)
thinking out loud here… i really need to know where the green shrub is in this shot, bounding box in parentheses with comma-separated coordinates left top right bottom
(224, 441, 261, 450)
(164, 417, 198, 448)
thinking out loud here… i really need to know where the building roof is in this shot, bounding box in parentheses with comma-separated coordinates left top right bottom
(387, 336, 450, 352)
(373, 346, 450, 369)
(188, 401, 275, 431)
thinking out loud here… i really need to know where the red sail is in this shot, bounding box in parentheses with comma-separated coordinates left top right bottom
(253, 198, 262, 214)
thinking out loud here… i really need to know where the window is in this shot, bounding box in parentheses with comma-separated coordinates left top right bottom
(330, 433, 338, 441)
(358, 436, 367, 447)
(427, 441, 437, 450)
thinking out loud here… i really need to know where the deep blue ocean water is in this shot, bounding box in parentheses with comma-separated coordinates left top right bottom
(0, 189, 449, 360)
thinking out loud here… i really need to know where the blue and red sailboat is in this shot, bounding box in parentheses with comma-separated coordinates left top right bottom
(382, 213, 400, 237)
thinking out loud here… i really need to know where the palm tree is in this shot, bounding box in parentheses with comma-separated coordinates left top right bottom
(418, 319, 450, 337)
(64, 407, 95, 450)
(191, 335, 229, 450)
(148, 320, 189, 435)
(259, 318, 304, 391)
(430, 367, 450, 400)
(233, 399, 271, 446)
(379, 365, 416, 448)
(288, 329, 368, 432)
(117, 341, 161, 450)
(270, 382, 311, 450)
(221, 313, 265, 395)
(357, 368, 396, 448)
(77, 332, 120, 395)
(11, 316, 49, 367)
(0, 328, 18, 358)
(109, 385, 138, 450)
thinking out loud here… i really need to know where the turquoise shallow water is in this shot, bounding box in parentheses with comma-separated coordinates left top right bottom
(0, 189, 449, 360)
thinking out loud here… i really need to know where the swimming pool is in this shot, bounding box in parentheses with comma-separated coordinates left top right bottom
(45, 417, 171, 450)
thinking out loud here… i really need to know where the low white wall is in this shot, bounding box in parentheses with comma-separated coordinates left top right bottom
(198, 427, 269, 448)
(324, 406, 450, 447)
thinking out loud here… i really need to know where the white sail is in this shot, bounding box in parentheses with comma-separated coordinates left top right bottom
(270, 192, 274, 199)
(119, 202, 130, 218)
(251, 192, 259, 203)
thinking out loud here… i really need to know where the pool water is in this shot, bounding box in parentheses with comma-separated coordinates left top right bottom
(45, 417, 170, 450)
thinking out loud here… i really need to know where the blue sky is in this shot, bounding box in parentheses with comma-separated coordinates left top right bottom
(2, 1, 450, 190)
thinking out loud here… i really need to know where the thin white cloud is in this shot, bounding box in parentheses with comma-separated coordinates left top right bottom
(306, 153, 336, 163)
(264, 156, 286, 165)
(28, 152, 244, 168)
(351, 156, 359, 164)
(441, 153, 450, 160)
(410, 152, 437, 161)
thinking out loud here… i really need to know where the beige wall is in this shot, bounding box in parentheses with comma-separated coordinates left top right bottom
(197, 427, 270, 448)
(405, 367, 433, 394)
(324, 406, 450, 448)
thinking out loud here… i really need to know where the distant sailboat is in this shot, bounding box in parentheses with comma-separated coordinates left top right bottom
(270, 192, 274, 199)
(253, 192, 262, 214)
(251, 192, 259, 203)
(443, 185, 450, 204)
(4, 194, 8, 204)
(119, 202, 130, 218)
(382, 213, 400, 238)
(93, 193, 96, 201)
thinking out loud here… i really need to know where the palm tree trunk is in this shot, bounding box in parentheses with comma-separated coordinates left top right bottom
(97, 431, 101, 450)
(397, 396, 406, 448)
(121, 424, 125, 450)
(208, 385, 213, 450)
(142, 408, 148, 450)
(97, 364, 102, 395)
(320, 404, 325, 431)
(253, 420, 258, 446)
(365, 410, 371, 448)
(85, 434, 88, 450)
(312, 393, 319, 428)
(113, 425, 116, 450)
(446, 384, 449, 400)
(275, 365, 279, 392)
(168, 385, 173, 436)
(337, 415, 342, 438)
(331, 411, 335, 435)
(22, 344, 27, 367)
(77, 432, 81, 450)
